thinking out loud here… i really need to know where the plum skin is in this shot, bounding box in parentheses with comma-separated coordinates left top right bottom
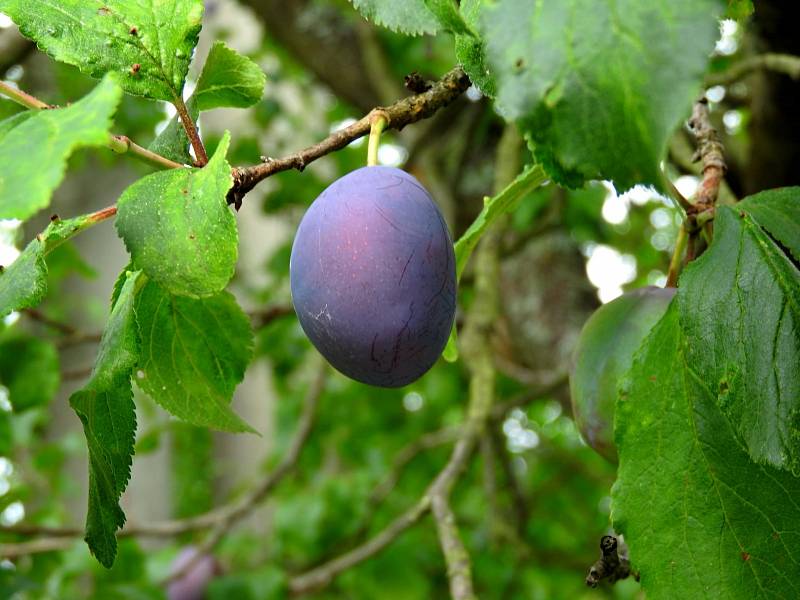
(569, 286, 676, 463)
(290, 166, 457, 388)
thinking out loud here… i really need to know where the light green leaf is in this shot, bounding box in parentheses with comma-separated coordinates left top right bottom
(726, 0, 754, 19)
(70, 270, 142, 568)
(0, 334, 59, 411)
(0, 0, 203, 102)
(0, 212, 106, 318)
(116, 131, 237, 298)
(194, 41, 266, 110)
(454, 0, 495, 97)
(422, 0, 474, 36)
(134, 280, 255, 433)
(678, 201, 800, 473)
(0, 77, 121, 220)
(612, 304, 800, 599)
(454, 164, 547, 280)
(482, 0, 720, 191)
(443, 163, 547, 361)
(0, 110, 33, 143)
(148, 98, 198, 165)
(349, 0, 439, 35)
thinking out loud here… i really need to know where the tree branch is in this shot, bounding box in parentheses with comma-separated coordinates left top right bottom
(173, 96, 207, 166)
(687, 98, 726, 214)
(228, 66, 471, 208)
(705, 52, 800, 87)
(0, 81, 185, 169)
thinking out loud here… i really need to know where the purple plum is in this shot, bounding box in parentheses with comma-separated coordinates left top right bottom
(290, 166, 456, 387)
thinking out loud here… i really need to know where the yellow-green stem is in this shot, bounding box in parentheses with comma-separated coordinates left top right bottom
(666, 224, 689, 288)
(367, 114, 387, 167)
(0, 80, 50, 110)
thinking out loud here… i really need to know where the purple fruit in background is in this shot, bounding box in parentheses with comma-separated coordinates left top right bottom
(569, 286, 676, 463)
(290, 166, 456, 387)
(166, 546, 220, 600)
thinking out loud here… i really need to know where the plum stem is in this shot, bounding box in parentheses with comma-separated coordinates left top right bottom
(666, 223, 688, 287)
(367, 111, 388, 166)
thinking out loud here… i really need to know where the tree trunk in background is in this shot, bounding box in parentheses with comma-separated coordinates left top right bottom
(744, 0, 800, 194)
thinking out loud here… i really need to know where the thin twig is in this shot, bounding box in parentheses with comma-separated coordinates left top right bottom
(705, 52, 800, 87)
(23, 308, 77, 335)
(173, 96, 207, 166)
(248, 305, 294, 329)
(687, 98, 726, 213)
(228, 66, 471, 208)
(0, 79, 50, 109)
(108, 135, 185, 170)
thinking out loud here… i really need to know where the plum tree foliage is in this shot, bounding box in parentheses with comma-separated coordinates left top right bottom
(0, 0, 798, 598)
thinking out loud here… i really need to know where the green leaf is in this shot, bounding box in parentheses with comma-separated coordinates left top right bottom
(0, 0, 203, 102)
(349, 0, 439, 35)
(148, 98, 198, 165)
(0, 411, 11, 455)
(726, 0, 754, 19)
(134, 280, 255, 433)
(442, 163, 547, 361)
(422, 0, 474, 36)
(0, 334, 59, 411)
(0, 77, 121, 220)
(678, 202, 800, 473)
(116, 132, 237, 298)
(454, 0, 495, 97)
(0, 213, 106, 317)
(740, 187, 800, 264)
(612, 304, 800, 599)
(69, 270, 142, 568)
(454, 164, 547, 280)
(194, 41, 266, 110)
(482, 0, 720, 191)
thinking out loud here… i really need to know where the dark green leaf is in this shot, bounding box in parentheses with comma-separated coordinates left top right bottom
(116, 132, 237, 298)
(739, 187, 800, 264)
(134, 280, 255, 433)
(0, 77, 121, 220)
(0, 334, 59, 411)
(349, 0, 439, 35)
(422, 0, 474, 36)
(482, 0, 720, 191)
(70, 270, 142, 567)
(678, 203, 800, 473)
(454, 0, 495, 96)
(0, 0, 203, 101)
(194, 41, 266, 110)
(613, 304, 800, 598)
(0, 411, 11, 455)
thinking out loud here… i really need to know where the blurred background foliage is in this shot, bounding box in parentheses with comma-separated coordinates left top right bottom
(0, 0, 792, 598)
